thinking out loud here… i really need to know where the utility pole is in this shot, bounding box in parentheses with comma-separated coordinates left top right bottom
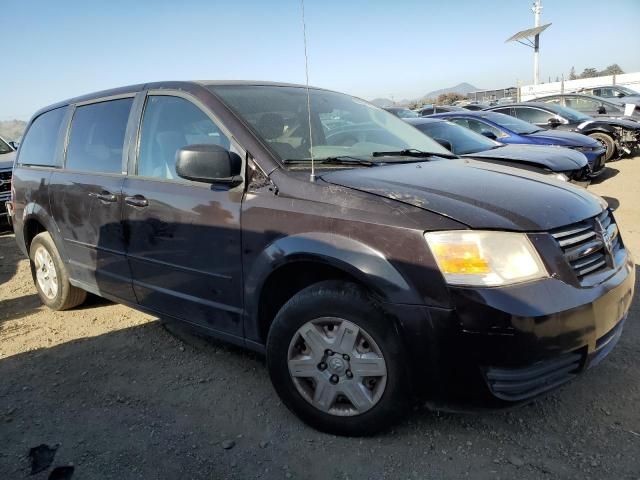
(532, 0, 542, 85)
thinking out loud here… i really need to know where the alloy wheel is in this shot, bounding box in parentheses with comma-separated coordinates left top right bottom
(34, 246, 58, 299)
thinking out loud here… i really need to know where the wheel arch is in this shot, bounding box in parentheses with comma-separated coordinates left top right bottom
(243, 232, 418, 345)
(20, 203, 68, 262)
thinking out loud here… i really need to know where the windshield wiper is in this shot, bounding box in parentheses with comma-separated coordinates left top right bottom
(282, 156, 374, 166)
(371, 149, 457, 159)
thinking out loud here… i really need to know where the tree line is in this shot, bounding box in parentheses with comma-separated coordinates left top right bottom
(568, 64, 624, 80)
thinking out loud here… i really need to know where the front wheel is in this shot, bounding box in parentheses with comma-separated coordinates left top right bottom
(266, 281, 409, 436)
(588, 132, 616, 162)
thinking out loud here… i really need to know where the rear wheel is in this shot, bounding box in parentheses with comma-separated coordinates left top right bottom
(588, 132, 616, 162)
(29, 232, 86, 310)
(266, 281, 409, 436)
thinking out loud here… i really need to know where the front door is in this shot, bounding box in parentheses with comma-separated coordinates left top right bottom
(49, 97, 137, 302)
(122, 93, 244, 338)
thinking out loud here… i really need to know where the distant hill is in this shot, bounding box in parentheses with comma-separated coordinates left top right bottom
(370, 98, 395, 107)
(370, 82, 481, 108)
(0, 120, 27, 141)
(423, 82, 480, 99)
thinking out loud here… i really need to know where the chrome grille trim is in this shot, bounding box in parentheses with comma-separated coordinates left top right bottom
(550, 210, 620, 282)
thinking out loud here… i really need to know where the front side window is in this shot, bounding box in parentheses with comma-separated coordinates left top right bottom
(18, 107, 67, 166)
(450, 118, 506, 139)
(480, 112, 540, 134)
(513, 107, 554, 124)
(209, 85, 449, 165)
(564, 96, 600, 112)
(415, 121, 501, 155)
(66, 98, 133, 174)
(137, 96, 231, 180)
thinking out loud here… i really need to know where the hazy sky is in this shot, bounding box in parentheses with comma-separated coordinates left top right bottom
(2, 0, 639, 120)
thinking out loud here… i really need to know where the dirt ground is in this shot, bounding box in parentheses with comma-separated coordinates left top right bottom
(1, 157, 639, 480)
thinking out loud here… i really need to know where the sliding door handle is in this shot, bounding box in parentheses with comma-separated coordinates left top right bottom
(125, 195, 149, 208)
(88, 191, 117, 203)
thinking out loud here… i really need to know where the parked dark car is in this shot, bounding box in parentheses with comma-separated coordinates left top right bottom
(462, 103, 489, 111)
(576, 85, 640, 108)
(9, 81, 635, 436)
(416, 104, 465, 116)
(0, 136, 16, 229)
(487, 102, 640, 161)
(534, 93, 640, 120)
(405, 117, 591, 181)
(382, 106, 419, 118)
(429, 110, 606, 172)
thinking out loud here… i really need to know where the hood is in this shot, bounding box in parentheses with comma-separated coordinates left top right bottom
(525, 129, 598, 147)
(320, 159, 602, 231)
(588, 117, 640, 129)
(464, 144, 587, 171)
(0, 151, 15, 170)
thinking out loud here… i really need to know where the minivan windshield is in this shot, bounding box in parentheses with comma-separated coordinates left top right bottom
(209, 85, 450, 164)
(0, 137, 12, 154)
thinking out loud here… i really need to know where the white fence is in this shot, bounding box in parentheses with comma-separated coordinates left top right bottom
(519, 72, 640, 101)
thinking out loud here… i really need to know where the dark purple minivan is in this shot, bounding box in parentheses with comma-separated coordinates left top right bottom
(8, 81, 635, 435)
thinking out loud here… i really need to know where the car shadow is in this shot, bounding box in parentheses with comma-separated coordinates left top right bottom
(589, 166, 619, 185)
(0, 233, 19, 286)
(0, 294, 43, 324)
(601, 196, 620, 211)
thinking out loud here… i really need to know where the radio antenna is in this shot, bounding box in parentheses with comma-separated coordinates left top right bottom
(300, 0, 315, 182)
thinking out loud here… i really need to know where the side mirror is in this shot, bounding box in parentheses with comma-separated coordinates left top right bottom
(8, 141, 19, 150)
(597, 106, 607, 114)
(176, 144, 243, 186)
(547, 117, 561, 129)
(480, 130, 497, 140)
(615, 92, 625, 98)
(434, 138, 453, 152)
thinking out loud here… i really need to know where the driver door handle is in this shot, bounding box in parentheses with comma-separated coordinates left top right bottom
(88, 191, 117, 203)
(125, 195, 149, 208)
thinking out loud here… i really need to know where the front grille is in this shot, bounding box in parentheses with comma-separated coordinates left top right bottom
(550, 210, 621, 282)
(0, 170, 11, 194)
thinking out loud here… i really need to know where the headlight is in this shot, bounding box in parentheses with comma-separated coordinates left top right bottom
(424, 231, 548, 287)
(549, 172, 569, 182)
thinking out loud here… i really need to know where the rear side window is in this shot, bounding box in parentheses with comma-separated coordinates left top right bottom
(66, 98, 133, 174)
(18, 107, 67, 167)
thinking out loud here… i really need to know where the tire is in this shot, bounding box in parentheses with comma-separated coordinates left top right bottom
(266, 280, 409, 436)
(588, 132, 616, 162)
(29, 232, 86, 310)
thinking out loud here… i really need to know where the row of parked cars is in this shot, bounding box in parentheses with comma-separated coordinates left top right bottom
(383, 87, 640, 183)
(3, 80, 635, 436)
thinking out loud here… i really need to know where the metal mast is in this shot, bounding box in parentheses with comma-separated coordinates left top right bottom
(506, 0, 551, 86)
(532, 0, 542, 85)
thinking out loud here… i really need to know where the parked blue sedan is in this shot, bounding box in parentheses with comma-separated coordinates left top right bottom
(429, 110, 606, 174)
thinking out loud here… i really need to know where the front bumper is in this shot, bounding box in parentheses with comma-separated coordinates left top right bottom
(392, 253, 635, 408)
(0, 195, 10, 227)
